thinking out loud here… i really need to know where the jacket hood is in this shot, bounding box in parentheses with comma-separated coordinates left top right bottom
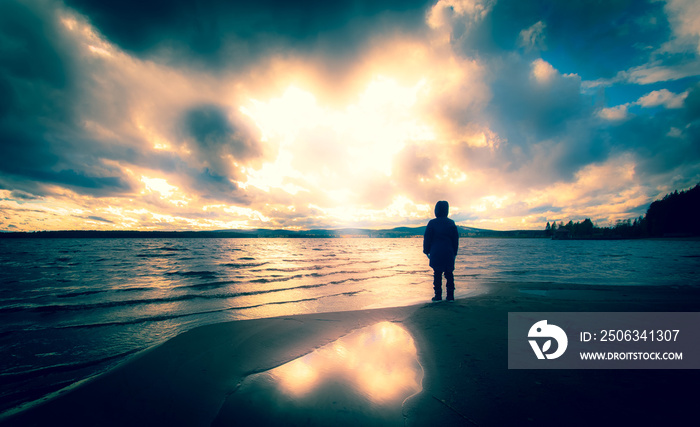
(434, 200, 449, 218)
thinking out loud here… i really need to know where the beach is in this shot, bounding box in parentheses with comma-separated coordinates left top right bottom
(3, 280, 700, 426)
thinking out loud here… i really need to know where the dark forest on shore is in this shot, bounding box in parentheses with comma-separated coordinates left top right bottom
(547, 184, 700, 239)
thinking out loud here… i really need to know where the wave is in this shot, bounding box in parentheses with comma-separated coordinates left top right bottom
(249, 273, 306, 283)
(0, 295, 203, 314)
(157, 246, 189, 252)
(456, 273, 481, 278)
(326, 273, 402, 286)
(502, 270, 530, 275)
(0, 348, 142, 382)
(115, 287, 157, 293)
(221, 262, 268, 268)
(135, 252, 178, 258)
(165, 270, 219, 279)
(174, 280, 237, 291)
(237, 289, 366, 311)
(246, 266, 386, 284)
(51, 290, 369, 330)
(255, 259, 381, 273)
(56, 290, 107, 299)
(4, 272, 404, 317)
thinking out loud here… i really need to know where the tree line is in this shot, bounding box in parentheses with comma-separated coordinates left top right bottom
(545, 183, 700, 239)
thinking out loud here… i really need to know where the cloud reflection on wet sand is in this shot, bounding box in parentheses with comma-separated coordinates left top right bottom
(213, 321, 422, 426)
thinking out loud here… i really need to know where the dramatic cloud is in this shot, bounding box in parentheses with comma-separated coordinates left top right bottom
(1, 0, 699, 232)
(518, 20, 546, 52)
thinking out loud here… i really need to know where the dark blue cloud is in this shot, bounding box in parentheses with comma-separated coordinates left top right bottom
(0, 123, 59, 176)
(685, 82, 700, 122)
(9, 190, 42, 200)
(0, 1, 71, 91)
(0, 1, 75, 124)
(192, 168, 246, 203)
(0, 120, 132, 195)
(181, 104, 263, 180)
(471, 57, 608, 185)
(0, 118, 134, 196)
(605, 109, 700, 178)
(64, 0, 433, 67)
(185, 105, 259, 160)
(85, 215, 114, 223)
(528, 205, 562, 215)
(37, 169, 129, 191)
(488, 59, 588, 141)
(0, 1, 134, 196)
(0, 116, 133, 196)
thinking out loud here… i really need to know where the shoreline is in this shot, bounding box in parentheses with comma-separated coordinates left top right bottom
(3, 281, 700, 426)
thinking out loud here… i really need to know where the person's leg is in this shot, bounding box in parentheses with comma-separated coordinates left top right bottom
(445, 271, 455, 301)
(432, 269, 443, 301)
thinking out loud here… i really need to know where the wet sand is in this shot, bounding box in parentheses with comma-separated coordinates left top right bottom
(3, 282, 700, 426)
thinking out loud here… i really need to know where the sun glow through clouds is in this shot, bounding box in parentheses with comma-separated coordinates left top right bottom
(239, 77, 435, 201)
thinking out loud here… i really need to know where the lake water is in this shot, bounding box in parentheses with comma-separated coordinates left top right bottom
(1, 237, 699, 414)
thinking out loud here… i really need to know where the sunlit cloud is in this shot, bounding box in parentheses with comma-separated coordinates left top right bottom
(636, 89, 688, 109)
(598, 105, 629, 121)
(531, 58, 557, 83)
(663, 0, 700, 54)
(621, 61, 700, 85)
(428, 0, 495, 33)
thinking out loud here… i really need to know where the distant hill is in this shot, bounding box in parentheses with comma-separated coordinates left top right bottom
(0, 230, 252, 239)
(0, 225, 548, 239)
(215, 225, 529, 238)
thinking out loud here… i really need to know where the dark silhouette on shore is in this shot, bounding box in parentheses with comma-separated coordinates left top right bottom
(546, 183, 700, 239)
(423, 201, 459, 301)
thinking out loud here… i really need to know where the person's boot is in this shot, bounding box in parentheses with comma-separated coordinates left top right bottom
(432, 271, 443, 301)
(445, 271, 455, 301)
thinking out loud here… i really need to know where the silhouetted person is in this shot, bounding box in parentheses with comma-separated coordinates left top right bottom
(423, 200, 459, 301)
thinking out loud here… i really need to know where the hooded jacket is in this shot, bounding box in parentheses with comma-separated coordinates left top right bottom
(423, 201, 459, 272)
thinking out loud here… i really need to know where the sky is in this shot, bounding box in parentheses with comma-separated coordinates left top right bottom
(1, 0, 699, 232)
